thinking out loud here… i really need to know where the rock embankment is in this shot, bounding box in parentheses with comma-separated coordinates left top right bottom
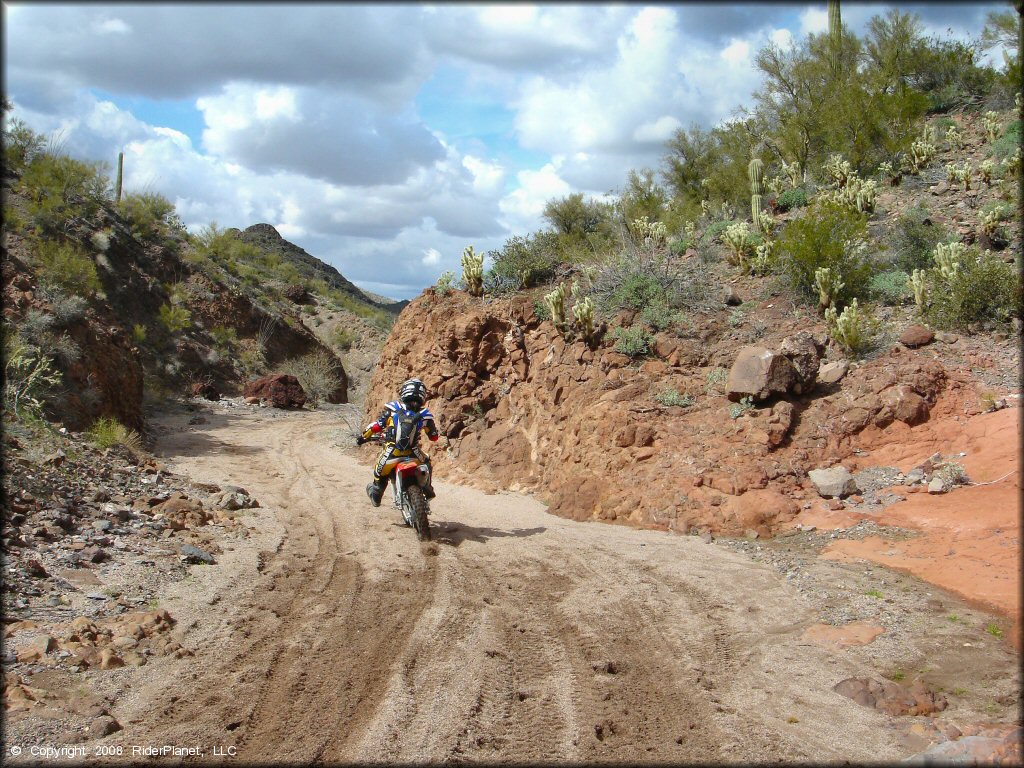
(366, 290, 986, 536)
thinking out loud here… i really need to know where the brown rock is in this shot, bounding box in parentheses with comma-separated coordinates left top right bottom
(89, 715, 122, 738)
(779, 331, 823, 392)
(880, 385, 930, 425)
(242, 373, 307, 409)
(899, 324, 934, 348)
(188, 382, 220, 401)
(834, 677, 947, 717)
(816, 360, 849, 386)
(726, 347, 798, 402)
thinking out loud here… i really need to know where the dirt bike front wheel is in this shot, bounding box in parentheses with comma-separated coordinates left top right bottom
(405, 485, 431, 542)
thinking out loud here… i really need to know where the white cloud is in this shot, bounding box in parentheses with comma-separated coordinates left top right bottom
(721, 39, 751, 66)
(770, 28, 794, 50)
(94, 18, 130, 35)
(498, 163, 571, 233)
(632, 116, 682, 143)
(799, 8, 829, 37)
(422, 248, 442, 266)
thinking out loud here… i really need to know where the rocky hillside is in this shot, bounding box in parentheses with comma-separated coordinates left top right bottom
(367, 109, 1020, 537)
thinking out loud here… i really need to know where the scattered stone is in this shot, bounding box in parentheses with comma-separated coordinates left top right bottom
(899, 325, 934, 348)
(25, 559, 48, 578)
(833, 677, 947, 717)
(181, 544, 216, 565)
(808, 466, 859, 499)
(88, 715, 122, 738)
(816, 360, 849, 386)
(927, 478, 947, 494)
(726, 347, 798, 402)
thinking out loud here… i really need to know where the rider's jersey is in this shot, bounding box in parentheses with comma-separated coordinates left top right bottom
(361, 401, 439, 451)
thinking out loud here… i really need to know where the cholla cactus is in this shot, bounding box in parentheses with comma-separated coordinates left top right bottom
(544, 283, 569, 332)
(767, 175, 785, 196)
(945, 125, 965, 151)
(751, 238, 774, 276)
(700, 199, 711, 216)
(979, 158, 996, 186)
(933, 241, 966, 282)
(814, 266, 844, 311)
(749, 158, 764, 231)
(825, 154, 853, 188)
(906, 138, 936, 174)
(1002, 147, 1021, 177)
(945, 162, 971, 190)
(825, 299, 868, 353)
(820, 173, 877, 213)
(979, 206, 1009, 237)
(781, 159, 801, 188)
(757, 209, 775, 236)
(908, 269, 928, 311)
(719, 201, 735, 220)
(461, 245, 484, 296)
(570, 282, 595, 343)
(632, 216, 668, 249)
(982, 112, 1001, 144)
(684, 220, 697, 247)
(1016, 92, 1022, 112)
(722, 221, 752, 270)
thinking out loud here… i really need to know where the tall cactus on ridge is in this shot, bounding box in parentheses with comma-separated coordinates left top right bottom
(461, 245, 484, 297)
(828, 0, 842, 75)
(748, 157, 764, 232)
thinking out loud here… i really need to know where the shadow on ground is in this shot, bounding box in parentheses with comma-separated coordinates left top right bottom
(429, 522, 546, 547)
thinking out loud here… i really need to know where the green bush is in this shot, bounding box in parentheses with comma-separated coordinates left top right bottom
(887, 205, 950, 273)
(2, 117, 46, 177)
(131, 324, 147, 344)
(3, 330, 62, 417)
(330, 326, 356, 351)
(609, 272, 665, 311)
(925, 251, 1020, 329)
(776, 188, 809, 212)
(33, 240, 102, 297)
(209, 325, 237, 350)
(487, 232, 560, 289)
(869, 270, 912, 305)
(640, 301, 677, 331)
(88, 417, 143, 455)
(158, 303, 191, 334)
(533, 299, 551, 322)
(612, 325, 653, 357)
(120, 191, 183, 241)
(775, 201, 872, 309)
(434, 271, 457, 297)
(701, 220, 732, 244)
(19, 151, 111, 233)
(284, 350, 342, 408)
(989, 120, 1022, 163)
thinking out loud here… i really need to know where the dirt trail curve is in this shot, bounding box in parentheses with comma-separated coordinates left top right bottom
(107, 404, 912, 763)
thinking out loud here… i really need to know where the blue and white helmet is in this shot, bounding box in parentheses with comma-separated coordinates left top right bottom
(399, 378, 427, 409)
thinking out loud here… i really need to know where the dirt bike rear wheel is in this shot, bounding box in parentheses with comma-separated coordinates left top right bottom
(405, 485, 431, 542)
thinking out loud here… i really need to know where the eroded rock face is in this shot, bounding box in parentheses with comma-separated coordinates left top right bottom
(366, 292, 960, 536)
(833, 677, 947, 717)
(243, 374, 306, 409)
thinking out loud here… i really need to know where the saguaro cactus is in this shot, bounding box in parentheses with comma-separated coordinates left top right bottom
(828, 0, 842, 75)
(461, 245, 484, 296)
(115, 151, 124, 204)
(748, 157, 764, 232)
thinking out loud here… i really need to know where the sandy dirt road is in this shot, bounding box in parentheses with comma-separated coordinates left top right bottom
(105, 403, 926, 764)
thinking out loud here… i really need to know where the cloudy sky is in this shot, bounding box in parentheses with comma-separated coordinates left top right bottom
(3, 3, 1003, 299)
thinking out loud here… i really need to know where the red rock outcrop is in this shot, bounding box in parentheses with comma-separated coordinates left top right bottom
(243, 374, 307, 409)
(366, 290, 969, 535)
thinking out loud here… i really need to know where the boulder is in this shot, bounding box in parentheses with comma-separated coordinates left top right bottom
(243, 374, 307, 409)
(726, 347, 798, 402)
(899, 324, 934, 348)
(880, 384, 930, 426)
(189, 382, 220, 401)
(808, 466, 858, 498)
(833, 677, 947, 717)
(282, 284, 311, 304)
(817, 360, 849, 386)
(779, 331, 823, 393)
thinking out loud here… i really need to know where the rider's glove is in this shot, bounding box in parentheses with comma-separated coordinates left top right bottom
(356, 435, 367, 446)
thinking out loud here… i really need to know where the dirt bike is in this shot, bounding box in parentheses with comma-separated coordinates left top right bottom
(367, 436, 433, 542)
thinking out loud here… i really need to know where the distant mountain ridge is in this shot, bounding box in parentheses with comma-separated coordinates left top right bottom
(234, 223, 408, 314)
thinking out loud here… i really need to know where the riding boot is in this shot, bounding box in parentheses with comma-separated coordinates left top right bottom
(366, 477, 387, 507)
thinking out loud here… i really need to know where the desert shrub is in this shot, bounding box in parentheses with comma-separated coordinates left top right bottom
(158, 303, 191, 334)
(2, 117, 46, 177)
(989, 120, 1022, 163)
(88, 417, 144, 455)
(209, 325, 237, 350)
(608, 272, 664, 311)
(925, 251, 1020, 329)
(2, 330, 62, 417)
(131, 324, 147, 344)
(612, 325, 652, 357)
(701, 220, 732, 245)
(39, 287, 88, 325)
(285, 350, 342, 408)
(887, 205, 950, 273)
(120, 191, 184, 241)
(640, 302, 678, 331)
(776, 187, 809, 212)
(434, 271, 457, 297)
(330, 326, 356, 351)
(533, 299, 551, 322)
(655, 389, 694, 408)
(32, 240, 102, 297)
(775, 201, 872, 309)
(487, 232, 560, 289)
(869, 270, 912, 306)
(19, 151, 111, 233)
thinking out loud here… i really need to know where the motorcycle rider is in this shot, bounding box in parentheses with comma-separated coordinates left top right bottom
(357, 378, 439, 507)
